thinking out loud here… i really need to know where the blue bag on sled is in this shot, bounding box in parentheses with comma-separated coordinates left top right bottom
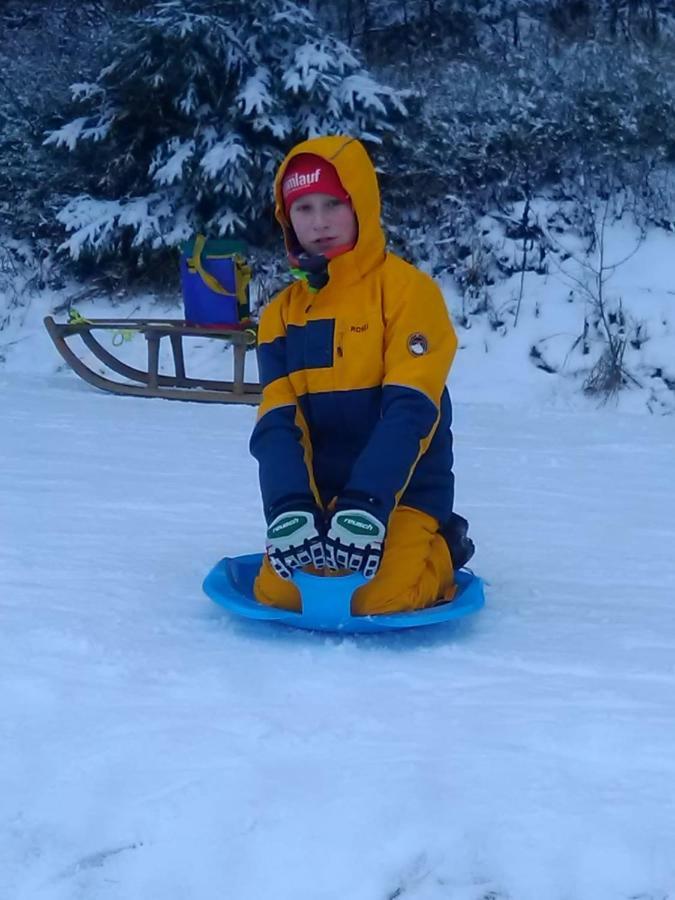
(180, 235, 252, 328)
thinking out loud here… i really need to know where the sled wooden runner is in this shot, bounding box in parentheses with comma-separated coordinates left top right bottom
(43, 316, 262, 404)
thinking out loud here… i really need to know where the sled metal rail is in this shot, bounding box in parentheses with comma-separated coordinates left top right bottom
(44, 316, 262, 404)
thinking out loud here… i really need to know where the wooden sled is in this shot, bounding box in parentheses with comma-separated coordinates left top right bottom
(44, 316, 262, 405)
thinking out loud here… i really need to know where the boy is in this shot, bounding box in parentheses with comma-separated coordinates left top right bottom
(249, 135, 473, 615)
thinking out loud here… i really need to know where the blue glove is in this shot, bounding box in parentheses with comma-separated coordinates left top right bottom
(266, 508, 325, 580)
(325, 508, 386, 579)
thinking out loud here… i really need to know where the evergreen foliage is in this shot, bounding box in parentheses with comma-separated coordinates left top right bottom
(362, 0, 675, 297)
(0, 2, 116, 253)
(44, 0, 407, 267)
(310, 0, 674, 57)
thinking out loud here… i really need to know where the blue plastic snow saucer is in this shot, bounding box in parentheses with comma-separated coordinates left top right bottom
(203, 552, 485, 634)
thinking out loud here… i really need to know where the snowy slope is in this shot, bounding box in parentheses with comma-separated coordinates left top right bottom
(3, 373, 675, 900)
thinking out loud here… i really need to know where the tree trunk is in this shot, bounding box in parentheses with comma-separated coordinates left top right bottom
(511, 8, 520, 47)
(648, 0, 659, 42)
(607, 0, 619, 39)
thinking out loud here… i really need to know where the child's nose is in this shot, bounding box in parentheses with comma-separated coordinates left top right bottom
(312, 210, 329, 229)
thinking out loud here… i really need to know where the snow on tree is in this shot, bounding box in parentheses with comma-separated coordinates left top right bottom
(44, 0, 407, 265)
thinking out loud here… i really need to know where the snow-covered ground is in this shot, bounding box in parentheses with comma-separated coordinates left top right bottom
(2, 370, 675, 900)
(2, 219, 675, 898)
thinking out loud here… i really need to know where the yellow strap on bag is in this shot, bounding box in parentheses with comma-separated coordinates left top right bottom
(189, 234, 236, 298)
(188, 234, 252, 320)
(234, 256, 252, 317)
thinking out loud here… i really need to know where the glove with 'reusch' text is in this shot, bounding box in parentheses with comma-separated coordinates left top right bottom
(324, 508, 386, 580)
(265, 508, 325, 580)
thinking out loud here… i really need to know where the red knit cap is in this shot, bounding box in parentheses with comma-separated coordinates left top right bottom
(281, 153, 350, 212)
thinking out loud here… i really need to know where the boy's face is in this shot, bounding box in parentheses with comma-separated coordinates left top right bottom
(289, 193, 358, 256)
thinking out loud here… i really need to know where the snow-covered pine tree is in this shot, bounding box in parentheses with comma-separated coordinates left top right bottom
(44, 0, 407, 267)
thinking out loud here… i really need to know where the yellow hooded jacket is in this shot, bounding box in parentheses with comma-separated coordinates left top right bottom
(250, 135, 458, 528)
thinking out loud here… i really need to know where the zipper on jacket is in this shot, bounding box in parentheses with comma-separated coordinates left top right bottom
(333, 324, 345, 434)
(336, 325, 344, 359)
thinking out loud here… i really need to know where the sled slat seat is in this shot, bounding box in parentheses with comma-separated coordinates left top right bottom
(44, 316, 261, 404)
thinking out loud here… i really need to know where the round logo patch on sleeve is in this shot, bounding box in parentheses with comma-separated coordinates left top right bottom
(407, 332, 429, 356)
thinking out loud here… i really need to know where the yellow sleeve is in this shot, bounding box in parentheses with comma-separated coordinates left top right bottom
(340, 268, 457, 523)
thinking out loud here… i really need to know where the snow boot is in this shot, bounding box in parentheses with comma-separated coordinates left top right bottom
(440, 512, 475, 570)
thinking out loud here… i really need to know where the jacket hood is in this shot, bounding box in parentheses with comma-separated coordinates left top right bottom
(274, 135, 386, 287)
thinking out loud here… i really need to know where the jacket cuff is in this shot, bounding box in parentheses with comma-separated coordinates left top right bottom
(266, 493, 322, 524)
(334, 490, 389, 526)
